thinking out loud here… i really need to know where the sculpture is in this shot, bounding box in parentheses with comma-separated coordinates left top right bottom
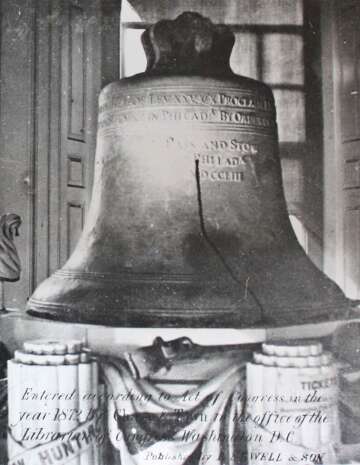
(0, 213, 21, 311)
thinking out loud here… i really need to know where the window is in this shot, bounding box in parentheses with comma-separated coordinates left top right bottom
(120, 0, 305, 144)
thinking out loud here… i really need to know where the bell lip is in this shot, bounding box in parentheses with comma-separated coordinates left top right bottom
(25, 268, 266, 328)
(26, 299, 262, 328)
(26, 297, 353, 329)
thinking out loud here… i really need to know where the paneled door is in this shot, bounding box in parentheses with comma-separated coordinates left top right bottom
(336, 1, 360, 298)
(0, 0, 120, 308)
(323, 0, 360, 299)
(59, 0, 101, 265)
(35, 0, 120, 288)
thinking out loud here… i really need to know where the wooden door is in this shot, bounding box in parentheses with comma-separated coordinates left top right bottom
(0, 0, 37, 308)
(324, 0, 360, 298)
(0, 0, 120, 308)
(59, 0, 101, 265)
(34, 0, 120, 286)
(336, 1, 360, 298)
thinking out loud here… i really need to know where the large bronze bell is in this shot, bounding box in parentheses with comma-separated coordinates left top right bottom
(27, 13, 352, 327)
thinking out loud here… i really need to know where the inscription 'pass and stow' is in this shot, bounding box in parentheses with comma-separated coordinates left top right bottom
(99, 90, 275, 184)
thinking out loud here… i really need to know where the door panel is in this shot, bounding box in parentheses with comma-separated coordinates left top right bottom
(339, 5, 360, 142)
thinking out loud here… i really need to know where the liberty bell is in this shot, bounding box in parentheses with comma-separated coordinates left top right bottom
(27, 13, 352, 327)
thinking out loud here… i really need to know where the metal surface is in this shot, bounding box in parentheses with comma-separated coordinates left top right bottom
(27, 13, 351, 327)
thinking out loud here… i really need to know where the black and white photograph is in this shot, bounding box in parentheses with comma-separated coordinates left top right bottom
(0, 0, 360, 464)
